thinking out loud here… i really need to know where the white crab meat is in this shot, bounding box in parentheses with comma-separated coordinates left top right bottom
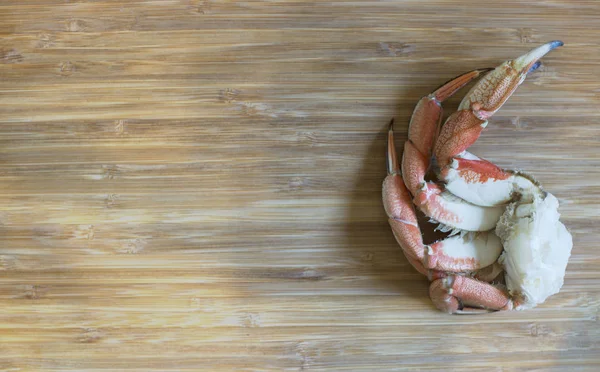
(435, 190, 504, 232)
(444, 165, 514, 206)
(427, 232, 503, 272)
(443, 152, 541, 207)
(495, 192, 573, 309)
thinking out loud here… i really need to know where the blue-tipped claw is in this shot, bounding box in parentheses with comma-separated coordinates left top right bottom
(513, 40, 564, 74)
(527, 61, 542, 73)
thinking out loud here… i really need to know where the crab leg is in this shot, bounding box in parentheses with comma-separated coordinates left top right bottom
(429, 275, 513, 314)
(401, 69, 504, 231)
(435, 41, 563, 207)
(384, 122, 502, 273)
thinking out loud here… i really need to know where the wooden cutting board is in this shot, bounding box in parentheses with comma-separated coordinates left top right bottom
(1, 1, 599, 370)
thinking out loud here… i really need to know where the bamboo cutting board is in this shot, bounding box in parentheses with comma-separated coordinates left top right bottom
(1, 1, 599, 371)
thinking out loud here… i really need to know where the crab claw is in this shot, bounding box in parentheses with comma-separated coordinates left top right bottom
(458, 40, 563, 120)
(435, 41, 563, 170)
(434, 41, 563, 207)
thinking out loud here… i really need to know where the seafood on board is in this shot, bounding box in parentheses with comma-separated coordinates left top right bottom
(383, 41, 573, 314)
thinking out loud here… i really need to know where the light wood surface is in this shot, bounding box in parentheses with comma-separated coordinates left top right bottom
(1, 1, 599, 371)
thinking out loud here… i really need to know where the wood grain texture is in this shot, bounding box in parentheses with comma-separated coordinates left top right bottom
(1, 1, 599, 371)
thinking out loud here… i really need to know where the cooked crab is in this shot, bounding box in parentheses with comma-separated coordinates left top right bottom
(383, 41, 573, 313)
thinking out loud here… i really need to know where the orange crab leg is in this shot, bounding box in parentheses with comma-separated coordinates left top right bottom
(407, 68, 494, 159)
(429, 275, 514, 314)
(404, 252, 447, 281)
(384, 124, 425, 263)
(402, 68, 493, 186)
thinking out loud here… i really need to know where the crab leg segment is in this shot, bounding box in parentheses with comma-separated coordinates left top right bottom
(407, 69, 493, 158)
(430, 275, 513, 314)
(400, 69, 504, 231)
(441, 152, 541, 206)
(426, 233, 502, 272)
(384, 124, 425, 263)
(383, 122, 503, 274)
(404, 252, 447, 281)
(434, 41, 563, 206)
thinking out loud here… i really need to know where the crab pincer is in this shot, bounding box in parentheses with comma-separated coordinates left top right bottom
(435, 41, 564, 207)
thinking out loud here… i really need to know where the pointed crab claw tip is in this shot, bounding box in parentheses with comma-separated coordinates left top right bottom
(527, 61, 542, 74)
(513, 40, 564, 73)
(389, 118, 395, 131)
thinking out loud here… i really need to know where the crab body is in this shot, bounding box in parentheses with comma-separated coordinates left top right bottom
(383, 41, 573, 313)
